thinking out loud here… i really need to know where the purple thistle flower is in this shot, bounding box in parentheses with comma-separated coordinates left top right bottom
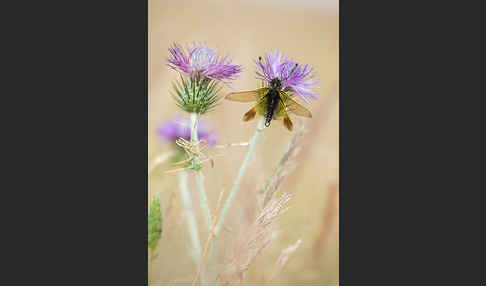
(157, 115, 218, 147)
(255, 51, 319, 104)
(167, 43, 242, 83)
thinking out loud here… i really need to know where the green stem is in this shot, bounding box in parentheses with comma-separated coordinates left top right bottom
(190, 113, 212, 231)
(214, 117, 265, 236)
(178, 171, 202, 265)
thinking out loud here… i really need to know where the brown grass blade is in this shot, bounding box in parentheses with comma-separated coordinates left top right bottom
(262, 123, 306, 208)
(269, 238, 303, 280)
(217, 193, 292, 285)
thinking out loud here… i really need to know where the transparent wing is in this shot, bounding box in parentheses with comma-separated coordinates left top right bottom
(273, 98, 286, 120)
(279, 91, 312, 118)
(274, 98, 293, 131)
(225, 88, 269, 102)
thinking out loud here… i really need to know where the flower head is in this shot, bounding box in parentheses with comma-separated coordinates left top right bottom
(157, 115, 218, 147)
(167, 43, 242, 83)
(255, 51, 319, 103)
(168, 43, 241, 114)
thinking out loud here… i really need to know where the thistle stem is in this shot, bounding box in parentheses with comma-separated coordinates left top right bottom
(214, 117, 265, 236)
(191, 188, 226, 286)
(178, 171, 202, 265)
(190, 113, 212, 231)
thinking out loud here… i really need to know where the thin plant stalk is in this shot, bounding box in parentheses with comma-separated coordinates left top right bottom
(191, 188, 226, 286)
(214, 117, 265, 236)
(148, 150, 174, 175)
(259, 161, 280, 194)
(178, 171, 202, 266)
(190, 112, 212, 231)
(214, 142, 249, 149)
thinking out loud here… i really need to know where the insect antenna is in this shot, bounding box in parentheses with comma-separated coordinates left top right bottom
(290, 63, 299, 76)
(258, 56, 265, 88)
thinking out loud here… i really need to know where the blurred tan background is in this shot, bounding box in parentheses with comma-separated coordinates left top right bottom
(149, 0, 338, 285)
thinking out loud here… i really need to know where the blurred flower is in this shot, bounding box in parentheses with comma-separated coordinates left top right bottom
(255, 51, 319, 103)
(167, 42, 242, 83)
(157, 115, 218, 147)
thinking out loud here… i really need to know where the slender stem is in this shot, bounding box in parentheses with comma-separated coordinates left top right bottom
(178, 171, 202, 266)
(190, 113, 212, 231)
(195, 172, 211, 229)
(214, 142, 250, 149)
(259, 162, 280, 194)
(214, 117, 265, 236)
(191, 188, 226, 286)
(148, 150, 174, 175)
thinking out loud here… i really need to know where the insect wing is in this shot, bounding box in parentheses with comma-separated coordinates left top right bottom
(282, 115, 293, 131)
(279, 92, 312, 118)
(243, 105, 258, 121)
(272, 97, 286, 120)
(225, 88, 268, 102)
(273, 98, 293, 131)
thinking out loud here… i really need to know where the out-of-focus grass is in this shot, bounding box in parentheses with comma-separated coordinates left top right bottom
(149, 0, 338, 285)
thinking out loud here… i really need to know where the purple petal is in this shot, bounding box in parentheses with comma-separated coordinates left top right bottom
(167, 42, 242, 83)
(255, 51, 320, 103)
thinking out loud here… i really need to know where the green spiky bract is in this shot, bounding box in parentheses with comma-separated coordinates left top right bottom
(171, 74, 223, 115)
(148, 194, 162, 252)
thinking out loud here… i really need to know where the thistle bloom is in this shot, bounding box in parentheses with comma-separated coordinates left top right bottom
(167, 43, 241, 114)
(167, 43, 242, 83)
(255, 51, 319, 103)
(157, 115, 218, 147)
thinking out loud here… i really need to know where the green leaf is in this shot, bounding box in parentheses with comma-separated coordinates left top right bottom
(148, 194, 163, 252)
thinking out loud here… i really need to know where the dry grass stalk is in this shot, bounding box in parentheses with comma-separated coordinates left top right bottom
(214, 142, 249, 149)
(289, 81, 338, 187)
(217, 192, 292, 286)
(164, 138, 228, 174)
(269, 238, 303, 281)
(262, 123, 306, 208)
(175, 137, 207, 156)
(148, 150, 175, 175)
(165, 138, 215, 172)
(191, 188, 227, 286)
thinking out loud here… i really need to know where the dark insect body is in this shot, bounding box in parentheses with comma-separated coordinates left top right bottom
(225, 82, 311, 132)
(225, 58, 312, 132)
(264, 78, 283, 127)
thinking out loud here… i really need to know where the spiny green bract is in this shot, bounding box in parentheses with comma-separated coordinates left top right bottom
(170, 75, 223, 115)
(148, 194, 162, 252)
